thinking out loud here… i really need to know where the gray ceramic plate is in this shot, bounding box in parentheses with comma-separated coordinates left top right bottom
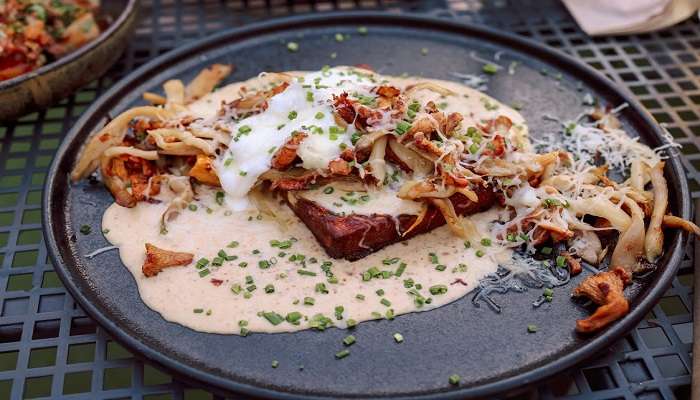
(0, 0, 138, 121)
(44, 12, 690, 399)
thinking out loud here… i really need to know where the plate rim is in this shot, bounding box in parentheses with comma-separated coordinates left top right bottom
(43, 11, 691, 399)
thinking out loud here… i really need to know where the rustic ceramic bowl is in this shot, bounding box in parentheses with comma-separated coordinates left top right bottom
(0, 0, 138, 121)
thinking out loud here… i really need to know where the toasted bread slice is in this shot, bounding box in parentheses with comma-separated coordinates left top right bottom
(286, 185, 495, 261)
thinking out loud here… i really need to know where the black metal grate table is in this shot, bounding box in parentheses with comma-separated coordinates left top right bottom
(0, 1, 697, 399)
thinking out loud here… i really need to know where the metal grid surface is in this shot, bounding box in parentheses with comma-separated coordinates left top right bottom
(0, 0, 697, 398)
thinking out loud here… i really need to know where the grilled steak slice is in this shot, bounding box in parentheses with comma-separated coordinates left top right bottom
(286, 185, 495, 261)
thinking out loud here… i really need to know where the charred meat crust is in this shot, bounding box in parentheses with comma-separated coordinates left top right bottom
(286, 185, 495, 261)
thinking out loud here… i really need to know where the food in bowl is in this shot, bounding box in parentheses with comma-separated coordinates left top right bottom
(0, 0, 104, 81)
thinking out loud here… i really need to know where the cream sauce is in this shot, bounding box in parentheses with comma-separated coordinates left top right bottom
(299, 184, 423, 217)
(102, 190, 509, 334)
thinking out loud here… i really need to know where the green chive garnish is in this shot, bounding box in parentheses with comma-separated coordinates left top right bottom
(335, 349, 350, 359)
(262, 311, 284, 325)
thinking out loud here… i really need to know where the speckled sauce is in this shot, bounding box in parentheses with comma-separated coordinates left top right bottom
(100, 70, 527, 334)
(102, 190, 510, 334)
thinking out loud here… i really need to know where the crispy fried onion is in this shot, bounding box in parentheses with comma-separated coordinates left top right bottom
(398, 180, 478, 202)
(402, 202, 429, 237)
(226, 81, 289, 114)
(387, 136, 433, 176)
(99, 147, 160, 208)
(430, 198, 466, 238)
(72, 107, 173, 181)
(404, 82, 456, 97)
(260, 168, 321, 191)
(644, 162, 667, 262)
(148, 128, 215, 155)
(573, 267, 630, 333)
(610, 197, 645, 274)
(185, 64, 233, 103)
(662, 215, 700, 235)
(368, 136, 388, 184)
(142, 243, 194, 277)
(160, 176, 194, 234)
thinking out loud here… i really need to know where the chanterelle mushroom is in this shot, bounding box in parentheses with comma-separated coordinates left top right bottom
(572, 267, 630, 333)
(142, 243, 193, 277)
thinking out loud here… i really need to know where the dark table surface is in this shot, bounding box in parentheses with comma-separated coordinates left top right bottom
(0, 1, 696, 399)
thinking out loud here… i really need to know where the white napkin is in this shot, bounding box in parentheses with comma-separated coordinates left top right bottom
(562, 0, 700, 36)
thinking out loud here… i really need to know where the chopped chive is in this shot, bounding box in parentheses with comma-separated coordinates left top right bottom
(357, 26, 368, 35)
(380, 298, 391, 307)
(475, 250, 485, 258)
(314, 111, 324, 120)
(449, 374, 461, 385)
(435, 264, 447, 272)
(286, 42, 299, 52)
(262, 311, 284, 325)
(355, 294, 365, 300)
(286, 311, 302, 324)
(463, 241, 471, 249)
(227, 241, 239, 248)
(429, 285, 448, 295)
(79, 225, 91, 235)
(343, 335, 356, 346)
(482, 63, 499, 74)
(428, 252, 439, 264)
(323, 186, 334, 194)
(198, 269, 210, 278)
(231, 284, 242, 294)
(315, 283, 329, 294)
(271, 360, 279, 368)
(541, 246, 552, 255)
(346, 319, 357, 328)
(393, 333, 404, 343)
(395, 262, 407, 277)
(303, 297, 315, 306)
(395, 121, 411, 135)
(193, 308, 204, 314)
(556, 256, 566, 268)
(527, 324, 538, 333)
(334, 305, 344, 320)
(480, 238, 492, 246)
(264, 284, 275, 294)
(297, 269, 317, 277)
(288, 110, 298, 120)
(376, 289, 385, 296)
(543, 287, 554, 297)
(335, 349, 350, 359)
